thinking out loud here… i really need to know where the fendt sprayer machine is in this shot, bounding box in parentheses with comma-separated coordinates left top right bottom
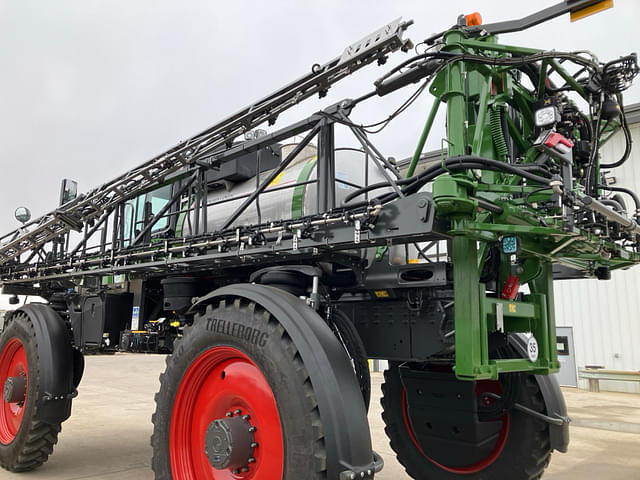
(1, 1, 638, 479)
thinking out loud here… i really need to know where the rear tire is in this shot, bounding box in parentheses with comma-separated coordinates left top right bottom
(0, 312, 61, 472)
(381, 363, 552, 480)
(151, 298, 328, 479)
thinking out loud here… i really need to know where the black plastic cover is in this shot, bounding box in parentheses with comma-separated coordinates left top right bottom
(17, 304, 79, 424)
(206, 143, 281, 184)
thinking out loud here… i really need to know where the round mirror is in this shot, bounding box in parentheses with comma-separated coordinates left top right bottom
(14, 206, 31, 224)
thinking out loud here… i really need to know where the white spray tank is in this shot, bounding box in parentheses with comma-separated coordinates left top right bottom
(180, 144, 392, 233)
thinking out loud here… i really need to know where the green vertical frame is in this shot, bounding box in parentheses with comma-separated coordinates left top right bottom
(453, 237, 484, 379)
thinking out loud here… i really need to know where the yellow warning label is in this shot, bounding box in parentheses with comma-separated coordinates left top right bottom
(374, 290, 390, 298)
(508, 303, 517, 313)
(268, 171, 285, 187)
(570, 0, 613, 22)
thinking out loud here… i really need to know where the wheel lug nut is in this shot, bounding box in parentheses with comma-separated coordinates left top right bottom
(250, 442, 258, 448)
(233, 409, 241, 415)
(248, 456, 256, 463)
(233, 468, 240, 474)
(241, 466, 249, 472)
(242, 414, 250, 420)
(249, 426, 257, 432)
(226, 412, 233, 417)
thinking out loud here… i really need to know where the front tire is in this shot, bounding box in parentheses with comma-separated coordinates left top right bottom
(381, 363, 552, 480)
(151, 298, 328, 479)
(0, 312, 61, 472)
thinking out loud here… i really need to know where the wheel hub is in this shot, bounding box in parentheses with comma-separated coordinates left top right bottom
(170, 346, 283, 479)
(3, 375, 27, 404)
(205, 409, 256, 473)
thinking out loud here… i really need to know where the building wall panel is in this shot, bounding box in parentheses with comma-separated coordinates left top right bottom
(554, 122, 640, 392)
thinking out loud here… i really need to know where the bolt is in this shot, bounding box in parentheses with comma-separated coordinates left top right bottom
(249, 426, 257, 432)
(250, 442, 258, 448)
(367, 470, 372, 476)
(361, 473, 365, 478)
(233, 468, 240, 474)
(242, 414, 250, 420)
(417, 198, 427, 208)
(241, 467, 249, 473)
(226, 412, 233, 417)
(248, 457, 256, 463)
(350, 474, 356, 480)
(234, 409, 241, 415)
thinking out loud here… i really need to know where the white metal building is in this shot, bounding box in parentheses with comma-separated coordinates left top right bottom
(554, 103, 640, 393)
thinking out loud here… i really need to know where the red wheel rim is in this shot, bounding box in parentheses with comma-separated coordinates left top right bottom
(170, 346, 284, 479)
(0, 338, 28, 444)
(401, 380, 510, 474)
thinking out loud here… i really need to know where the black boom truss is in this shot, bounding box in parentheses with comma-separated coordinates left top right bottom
(0, 18, 429, 288)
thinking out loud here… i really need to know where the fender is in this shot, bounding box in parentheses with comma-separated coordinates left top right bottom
(248, 264, 323, 283)
(510, 334, 570, 453)
(191, 284, 378, 479)
(16, 304, 83, 424)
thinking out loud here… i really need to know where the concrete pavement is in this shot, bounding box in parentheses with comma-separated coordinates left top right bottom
(3, 353, 639, 479)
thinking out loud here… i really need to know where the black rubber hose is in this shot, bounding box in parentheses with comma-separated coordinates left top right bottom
(600, 98, 632, 168)
(343, 176, 416, 204)
(406, 156, 552, 188)
(600, 198, 625, 213)
(343, 156, 552, 207)
(404, 157, 551, 198)
(469, 196, 504, 214)
(598, 184, 640, 213)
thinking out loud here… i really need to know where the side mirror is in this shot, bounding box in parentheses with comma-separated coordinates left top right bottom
(60, 179, 78, 206)
(14, 206, 31, 224)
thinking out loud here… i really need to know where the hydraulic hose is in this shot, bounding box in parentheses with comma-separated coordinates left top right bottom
(598, 184, 640, 215)
(600, 97, 633, 168)
(343, 177, 416, 204)
(600, 198, 626, 213)
(405, 156, 552, 190)
(343, 156, 553, 206)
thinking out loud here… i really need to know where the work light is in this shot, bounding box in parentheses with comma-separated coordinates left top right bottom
(534, 105, 560, 127)
(501, 235, 520, 254)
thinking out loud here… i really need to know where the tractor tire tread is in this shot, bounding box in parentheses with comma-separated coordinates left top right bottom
(150, 298, 328, 479)
(0, 314, 62, 473)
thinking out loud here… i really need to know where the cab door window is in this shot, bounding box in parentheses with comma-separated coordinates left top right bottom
(149, 184, 172, 232)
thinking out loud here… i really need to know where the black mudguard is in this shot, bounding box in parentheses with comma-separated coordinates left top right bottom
(192, 284, 378, 479)
(15, 304, 83, 424)
(510, 334, 570, 453)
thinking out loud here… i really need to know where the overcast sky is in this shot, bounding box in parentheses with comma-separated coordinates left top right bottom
(0, 0, 638, 307)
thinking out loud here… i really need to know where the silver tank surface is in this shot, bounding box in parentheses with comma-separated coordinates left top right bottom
(181, 144, 391, 233)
